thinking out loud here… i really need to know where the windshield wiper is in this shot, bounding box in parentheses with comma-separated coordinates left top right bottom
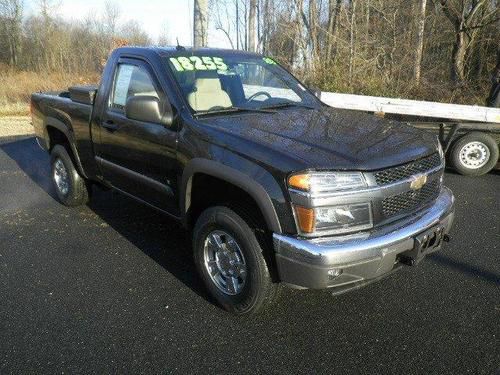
(195, 106, 277, 117)
(262, 102, 316, 110)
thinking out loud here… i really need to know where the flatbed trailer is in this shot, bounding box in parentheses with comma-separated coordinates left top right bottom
(321, 92, 500, 176)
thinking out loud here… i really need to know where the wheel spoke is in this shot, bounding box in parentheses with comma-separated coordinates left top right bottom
(233, 262, 246, 278)
(225, 276, 238, 294)
(208, 232, 224, 250)
(225, 238, 239, 253)
(206, 260, 218, 276)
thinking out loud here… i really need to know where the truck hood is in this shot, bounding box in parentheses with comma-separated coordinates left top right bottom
(197, 106, 438, 172)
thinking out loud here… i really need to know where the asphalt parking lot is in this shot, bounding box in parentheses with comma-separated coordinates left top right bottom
(0, 136, 499, 374)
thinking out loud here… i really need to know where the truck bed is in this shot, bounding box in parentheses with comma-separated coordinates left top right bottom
(31, 85, 99, 178)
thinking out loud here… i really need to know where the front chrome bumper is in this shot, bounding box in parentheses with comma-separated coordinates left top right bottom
(273, 187, 455, 290)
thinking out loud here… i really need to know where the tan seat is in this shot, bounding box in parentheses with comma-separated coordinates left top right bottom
(187, 76, 232, 111)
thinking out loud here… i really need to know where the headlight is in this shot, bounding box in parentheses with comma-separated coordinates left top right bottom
(288, 171, 372, 236)
(288, 172, 366, 194)
(294, 203, 373, 235)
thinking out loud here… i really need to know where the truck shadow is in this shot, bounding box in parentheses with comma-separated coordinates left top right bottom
(88, 187, 213, 303)
(429, 253, 500, 285)
(0, 136, 58, 199)
(0, 137, 212, 304)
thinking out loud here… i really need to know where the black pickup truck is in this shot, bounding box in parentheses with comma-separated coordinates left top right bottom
(31, 47, 455, 315)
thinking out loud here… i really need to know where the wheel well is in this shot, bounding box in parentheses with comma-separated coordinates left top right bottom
(187, 173, 279, 282)
(47, 126, 70, 151)
(46, 126, 79, 168)
(187, 173, 268, 232)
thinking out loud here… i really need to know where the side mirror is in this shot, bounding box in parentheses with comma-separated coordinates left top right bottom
(125, 96, 173, 126)
(310, 87, 322, 99)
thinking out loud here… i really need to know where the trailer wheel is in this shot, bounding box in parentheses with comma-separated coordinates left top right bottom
(450, 132, 499, 176)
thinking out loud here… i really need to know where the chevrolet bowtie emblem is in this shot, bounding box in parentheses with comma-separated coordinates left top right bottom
(410, 174, 427, 190)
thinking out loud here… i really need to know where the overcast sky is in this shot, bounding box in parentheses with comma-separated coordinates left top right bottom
(24, 0, 229, 48)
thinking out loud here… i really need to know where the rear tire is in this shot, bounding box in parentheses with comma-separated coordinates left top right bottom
(449, 132, 499, 176)
(193, 206, 279, 315)
(50, 145, 90, 206)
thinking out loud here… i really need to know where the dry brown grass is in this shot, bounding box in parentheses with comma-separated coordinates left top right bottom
(0, 116, 33, 137)
(0, 103, 29, 117)
(0, 69, 99, 116)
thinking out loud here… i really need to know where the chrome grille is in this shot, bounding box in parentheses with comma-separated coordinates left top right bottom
(382, 180, 441, 218)
(374, 153, 441, 186)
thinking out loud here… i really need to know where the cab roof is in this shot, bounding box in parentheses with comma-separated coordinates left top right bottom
(113, 46, 263, 59)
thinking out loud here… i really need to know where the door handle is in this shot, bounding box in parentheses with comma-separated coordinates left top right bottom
(102, 120, 119, 132)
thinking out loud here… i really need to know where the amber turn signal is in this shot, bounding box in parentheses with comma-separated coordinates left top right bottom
(288, 174, 310, 191)
(294, 205, 315, 233)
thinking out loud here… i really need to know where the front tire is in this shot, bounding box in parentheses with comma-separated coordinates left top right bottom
(449, 132, 499, 176)
(50, 145, 90, 206)
(193, 206, 278, 315)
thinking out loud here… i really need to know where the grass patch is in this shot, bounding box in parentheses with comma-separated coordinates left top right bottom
(0, 103, 29, 117)
(0, 116, 33, 137)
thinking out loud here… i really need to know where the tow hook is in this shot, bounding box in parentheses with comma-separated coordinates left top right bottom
(398, 230, 451, 267)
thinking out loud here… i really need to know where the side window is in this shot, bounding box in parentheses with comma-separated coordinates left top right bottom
(110, 64, 160, 112)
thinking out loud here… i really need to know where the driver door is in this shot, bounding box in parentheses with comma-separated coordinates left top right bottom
(95, 58, 178, 214)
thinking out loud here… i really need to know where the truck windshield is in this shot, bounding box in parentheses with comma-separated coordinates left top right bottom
(164, 53, 318, 115)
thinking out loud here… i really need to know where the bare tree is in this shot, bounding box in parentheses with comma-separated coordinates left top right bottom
(325, 0, 342, 62)
(261, 0, 272, 53)
(158, 22, 172, 46)
(439, 0, 498, 83)
(0, 0, 23, 66)
(413, 0, 427, 84)
(211, 0, 236, 49)
(242, 0, 248, 50)
(103, 0, 121, 37)
(308, 0, 320, 68)
(487, 46, 500, 107)
(349, 0, 357, 87)
(294, 0, 307, 67)
(248, 0, 257, 52)
(236, 0, 240, 48)
(194, 0, 208, 47)
(119, 20, 151, 46)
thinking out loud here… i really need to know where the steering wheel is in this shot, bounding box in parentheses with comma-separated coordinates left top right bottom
(246, 91, 272, 103)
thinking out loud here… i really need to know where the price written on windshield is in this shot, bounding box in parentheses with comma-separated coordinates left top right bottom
(169, 56, 228, 72)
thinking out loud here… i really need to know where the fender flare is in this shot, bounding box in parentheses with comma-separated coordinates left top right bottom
(45, 117, 87, 178)
(181, 158, 282, 233)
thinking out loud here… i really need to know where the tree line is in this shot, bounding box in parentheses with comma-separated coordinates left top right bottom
(1, 0, 499, 105)
(209, 0, 499, 104)
(0, 0, 156, 74)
